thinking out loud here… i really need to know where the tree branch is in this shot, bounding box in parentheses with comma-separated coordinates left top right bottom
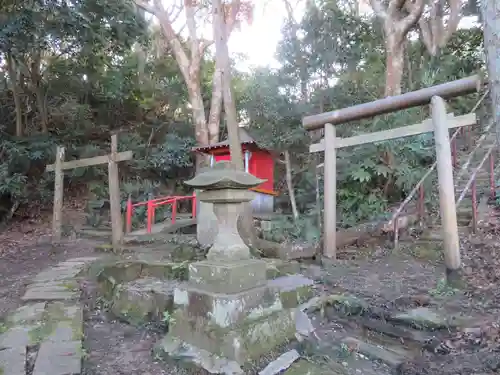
(185, 0, 202, 72)
(226, 0, 242, 32)
(388, 0, 406, 15)
(439, 0, 462, 47)
(398, 0, 425, 35)
(135, 0, 156, 15)
(138, 0, 191, 80)
(370, 0, 388, 18)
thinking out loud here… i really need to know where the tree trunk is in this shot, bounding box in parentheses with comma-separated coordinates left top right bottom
(31, 53, 48, 133)
(214, 0, 244, 170)
(371, 0, 424, 97)
(188, 85, 210, 169)
(34, 84, 48, 133)
(384, 33, 404, 97)
(284, 150, 299, 221)
(6, 53, 23, 136)
(208, 60, 223, 145)
(482, 0, 500, 147)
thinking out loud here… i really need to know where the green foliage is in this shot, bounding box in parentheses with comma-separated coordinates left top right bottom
(264, 214, 321, 244)
(0, 0, 486, 238)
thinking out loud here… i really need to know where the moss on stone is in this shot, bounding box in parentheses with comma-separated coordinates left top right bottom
(278, 284, 314, 309)
(265, 259, 300, 280)
(284, 359, 333, 375)
(168, 308, 297, 363)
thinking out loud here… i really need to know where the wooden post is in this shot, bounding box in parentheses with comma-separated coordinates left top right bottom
(52, 146, 65, 243)
(323, 123, 336, 259)
(431, 96, 461, 284)
(108, 134, 123, 249)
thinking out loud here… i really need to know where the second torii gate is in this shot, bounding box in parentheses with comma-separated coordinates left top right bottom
(302, 75, 482, 284)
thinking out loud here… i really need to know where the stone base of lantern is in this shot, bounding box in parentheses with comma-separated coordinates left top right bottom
(154, 259, 314, 371)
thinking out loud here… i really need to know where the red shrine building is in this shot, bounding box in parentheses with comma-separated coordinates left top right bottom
(192, 127, 278, 214)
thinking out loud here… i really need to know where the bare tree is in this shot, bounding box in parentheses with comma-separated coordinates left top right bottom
(482, 0, 500, 145)
(370, 0, 424, 96)
(282, 0, 304, 221)
(415, 0, 462, 56)
(213, 0, 245, 170)
(134, 0, 244, 164)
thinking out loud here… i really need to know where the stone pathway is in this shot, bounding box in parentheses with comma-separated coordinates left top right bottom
(0, 257, 99, 375)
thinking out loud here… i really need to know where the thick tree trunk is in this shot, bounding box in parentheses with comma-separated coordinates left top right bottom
(34, 84, 48, 133)
(371, 0, 424, 97)
(482, 0, 500, 147)
(188, 84, 210, 169)
(31, 54, 48, 133)
(214, 0, 244, 170)
(208, 62, 223, 144)
(6, 53, 23, 136)
(385, 34, 404, 97)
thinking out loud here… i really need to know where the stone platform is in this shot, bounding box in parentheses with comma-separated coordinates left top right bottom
(156, 266, 314, 368)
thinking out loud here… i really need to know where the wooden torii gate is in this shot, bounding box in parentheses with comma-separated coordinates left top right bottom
(46, 134, 132, 249)
(302, 75, 482, 283)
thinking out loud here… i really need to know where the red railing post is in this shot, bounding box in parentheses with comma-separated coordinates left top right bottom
(490, 152, 495, 199)
(147, 199, 153, 233)
(192, 191, 197, 218)
(126, 195, 133, 233)
(171, 198, 177, 224)
(471, 178, 478, 233)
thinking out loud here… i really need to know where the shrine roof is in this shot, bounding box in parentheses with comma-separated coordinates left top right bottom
(192, 127, 269, 153)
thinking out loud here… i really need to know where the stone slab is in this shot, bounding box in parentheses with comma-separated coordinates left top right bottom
(22, 281, 80, 302)
(342, 337, 407, 368)
(22, 290, 79, 302)
(259, 349, 300, 375)
(7, 303, 46, 325)
(111, 277, 178, 325)
(283, 359, 330, 375)
(97, 261, 143, 284)
(392, 307, 451, 330)
(0, 326, 37, 349)
(268, 275, 315, 308)
(140, 262, 189, 280)
(0, 347, 25, 375)
(155, 336, 243, 374)
(33, 266, 84, 283)
(173, 283, 281, 329)
(264, 259, 301, 280)
(188, 259, 267, 294)
(44, 302, 83, 323)
(173, 275, 314, 329)
(45, 321, 83, 343)
(32, 340, 82, 375)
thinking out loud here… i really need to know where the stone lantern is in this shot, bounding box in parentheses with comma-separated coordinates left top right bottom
(186, 160, 262, 262)
(155, 161, 314, 373)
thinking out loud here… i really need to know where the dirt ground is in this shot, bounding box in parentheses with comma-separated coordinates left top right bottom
(2, 215, 500, 375)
